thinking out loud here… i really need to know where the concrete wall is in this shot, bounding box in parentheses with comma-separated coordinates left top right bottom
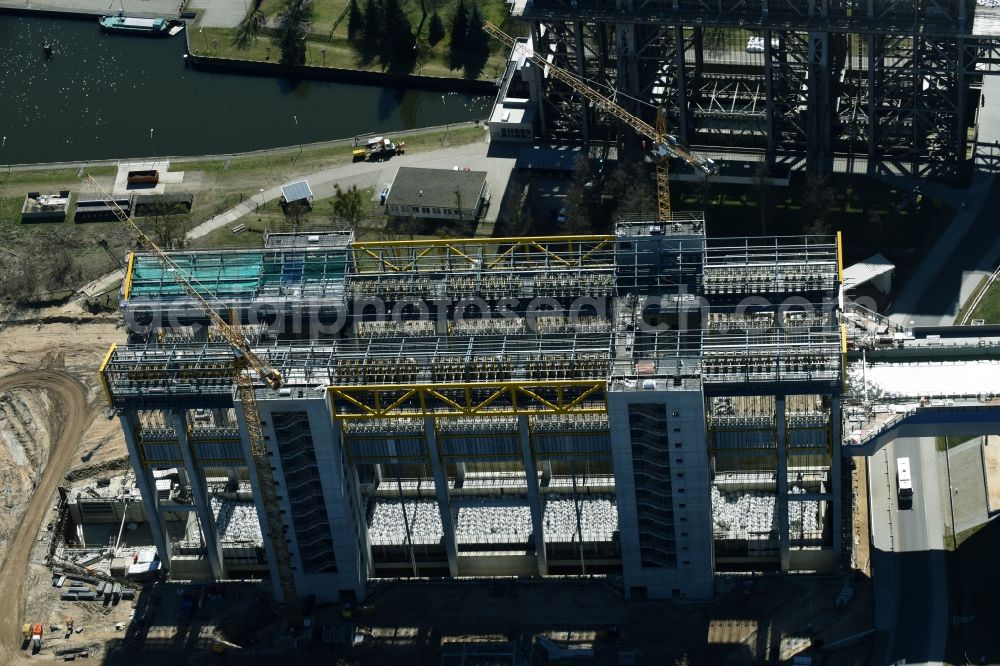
(789, 548, 836, 572)
(385, 200, 483, 221)
(69, 498, 147, 525)
(608, 388, 715, 600)
(257, 394, 367, 603)
(169, 555, 214, 580)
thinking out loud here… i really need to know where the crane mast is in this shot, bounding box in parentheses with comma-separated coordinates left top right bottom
(482, 21, 718, 220)
(87, 176, 301, 625)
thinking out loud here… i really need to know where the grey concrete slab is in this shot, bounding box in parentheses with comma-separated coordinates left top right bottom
(112, 160, 183, 196)
(888, 174, 1000, 327)
(885, 437, 948, 666)
(977, 76, 1000, 146)
(869, 445, 897, 637)
(947, 438, 989, 533)
(187, 0, 248, 29)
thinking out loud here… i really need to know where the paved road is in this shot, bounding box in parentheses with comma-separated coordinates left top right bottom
(0, 371, 90, 663)
(186, 135, 509, 241)
(187, 0, 247, 28)
(884, 77, 1000, 326)
(887, 174, 1000, 326)
(874, 437, 949, 666)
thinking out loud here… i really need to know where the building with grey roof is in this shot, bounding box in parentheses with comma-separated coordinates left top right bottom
(385, 167, 489, 222)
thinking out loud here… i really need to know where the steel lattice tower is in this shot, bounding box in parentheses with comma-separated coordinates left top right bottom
(513, 0, 1000, 178)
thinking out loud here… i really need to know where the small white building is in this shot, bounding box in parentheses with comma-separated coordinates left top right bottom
(487, 37, 539, 143)
(843, 253, 895, 294)
(385, 167, 490, 221)
(488, 98, 536, 143)
(281, 180, 314, 206)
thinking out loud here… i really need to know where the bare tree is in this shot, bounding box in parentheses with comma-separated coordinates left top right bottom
(149, 214, 189, 249)
(564, 154, 599, 233)
(753, 161, 773, 236)
(498, 182, 532, 236)
(801, 173, 837, 235)
(700, 26, 727, 51)
(48, 248, 81, 290)
(0, 256, 38, 303)
(606, 160, 656, 221)
(285, 201, 309, 233)
(331, 183, 366, 233)
(867, 207, 885, 246)
(385, 214, 419, 240)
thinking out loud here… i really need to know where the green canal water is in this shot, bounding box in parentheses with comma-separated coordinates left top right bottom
(0, 14, 493, 165)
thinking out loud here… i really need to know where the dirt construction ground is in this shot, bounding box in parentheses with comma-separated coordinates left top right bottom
(0, 309, 126, 663)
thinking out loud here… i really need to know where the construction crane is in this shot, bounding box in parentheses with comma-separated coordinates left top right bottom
(483, 21, 719, 221)
(85, 176, 301, 625)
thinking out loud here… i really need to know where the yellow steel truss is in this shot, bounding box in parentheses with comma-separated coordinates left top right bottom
(98, 343, 117, 408)
(328, 380, 608, 419)
(655, 109, 673, 221)
(835, 231, 844, 285)
(350, 235, 614, 273)
(122, 252, 136, 300)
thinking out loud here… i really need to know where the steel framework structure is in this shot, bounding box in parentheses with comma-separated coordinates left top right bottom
(514, 0, 1000, 178)
(101, 221, 852, 590)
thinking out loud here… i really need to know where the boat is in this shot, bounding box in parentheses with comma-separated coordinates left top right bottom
(98, 13, 172, 36)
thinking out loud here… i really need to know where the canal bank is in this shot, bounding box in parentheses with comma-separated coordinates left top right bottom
(0, 12, 493, 164)
(181, 30, 498, 94)
(0, 6, 498, 93)
(1, 120, 482, 170)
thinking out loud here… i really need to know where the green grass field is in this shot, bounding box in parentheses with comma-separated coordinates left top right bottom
(192, 0, 521, 80)
(961, 275, 1000, 324)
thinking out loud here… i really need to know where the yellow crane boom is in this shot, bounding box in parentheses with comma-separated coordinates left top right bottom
(482, 21, 719, 220)
(87, 176, 301, 624)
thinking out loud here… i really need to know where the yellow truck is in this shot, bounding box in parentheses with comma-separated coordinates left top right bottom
(22, 623, 42, 653)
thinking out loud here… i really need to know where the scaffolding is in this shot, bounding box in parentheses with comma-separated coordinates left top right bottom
(104, 224, 846, 586)
(105, 228, 844, 404)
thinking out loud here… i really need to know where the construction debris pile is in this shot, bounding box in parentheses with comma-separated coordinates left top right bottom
(53, 571, 135, 604)
(368, 499, 443, 544)
(542, 498, 618, 542)
(211, 497, 263, 545)
(711, 487, 821, 537)
(366, 497, 619, 544)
